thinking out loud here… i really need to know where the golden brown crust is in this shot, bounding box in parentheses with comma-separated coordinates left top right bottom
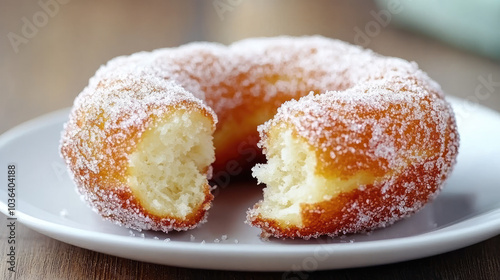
(60, 36, 459, 236)
(249, 157, 450, 239)
(60, 76, 217, 232)
(248, 68, 459, 239)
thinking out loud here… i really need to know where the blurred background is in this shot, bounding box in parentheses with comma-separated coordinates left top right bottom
(1, 0, 499, 133)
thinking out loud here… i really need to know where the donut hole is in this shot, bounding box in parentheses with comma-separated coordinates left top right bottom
(127, 109, 214, 219)
(252, 126, 376, 227)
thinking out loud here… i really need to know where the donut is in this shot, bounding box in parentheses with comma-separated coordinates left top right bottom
(60, 36, 459, 236)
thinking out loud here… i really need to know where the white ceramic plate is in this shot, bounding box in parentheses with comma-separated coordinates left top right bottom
(1, 97, 500, 271)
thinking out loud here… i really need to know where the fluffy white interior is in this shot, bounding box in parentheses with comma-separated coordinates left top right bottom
(252, 128, 325, 225)
(127, 110, 214, 218)
(252, 127, 371, 227)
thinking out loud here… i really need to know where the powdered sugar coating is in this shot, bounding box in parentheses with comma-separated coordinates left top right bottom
(60, 53, 217, 232)
(250, 45, 459, 238)
(260, 79, 456, 178)
(60, 35, 459, 235)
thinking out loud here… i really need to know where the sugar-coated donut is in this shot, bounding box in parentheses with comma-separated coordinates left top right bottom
(60, 36, 459, 236)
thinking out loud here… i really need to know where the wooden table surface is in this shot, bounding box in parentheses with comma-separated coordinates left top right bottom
(1, 1, 499, 279)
